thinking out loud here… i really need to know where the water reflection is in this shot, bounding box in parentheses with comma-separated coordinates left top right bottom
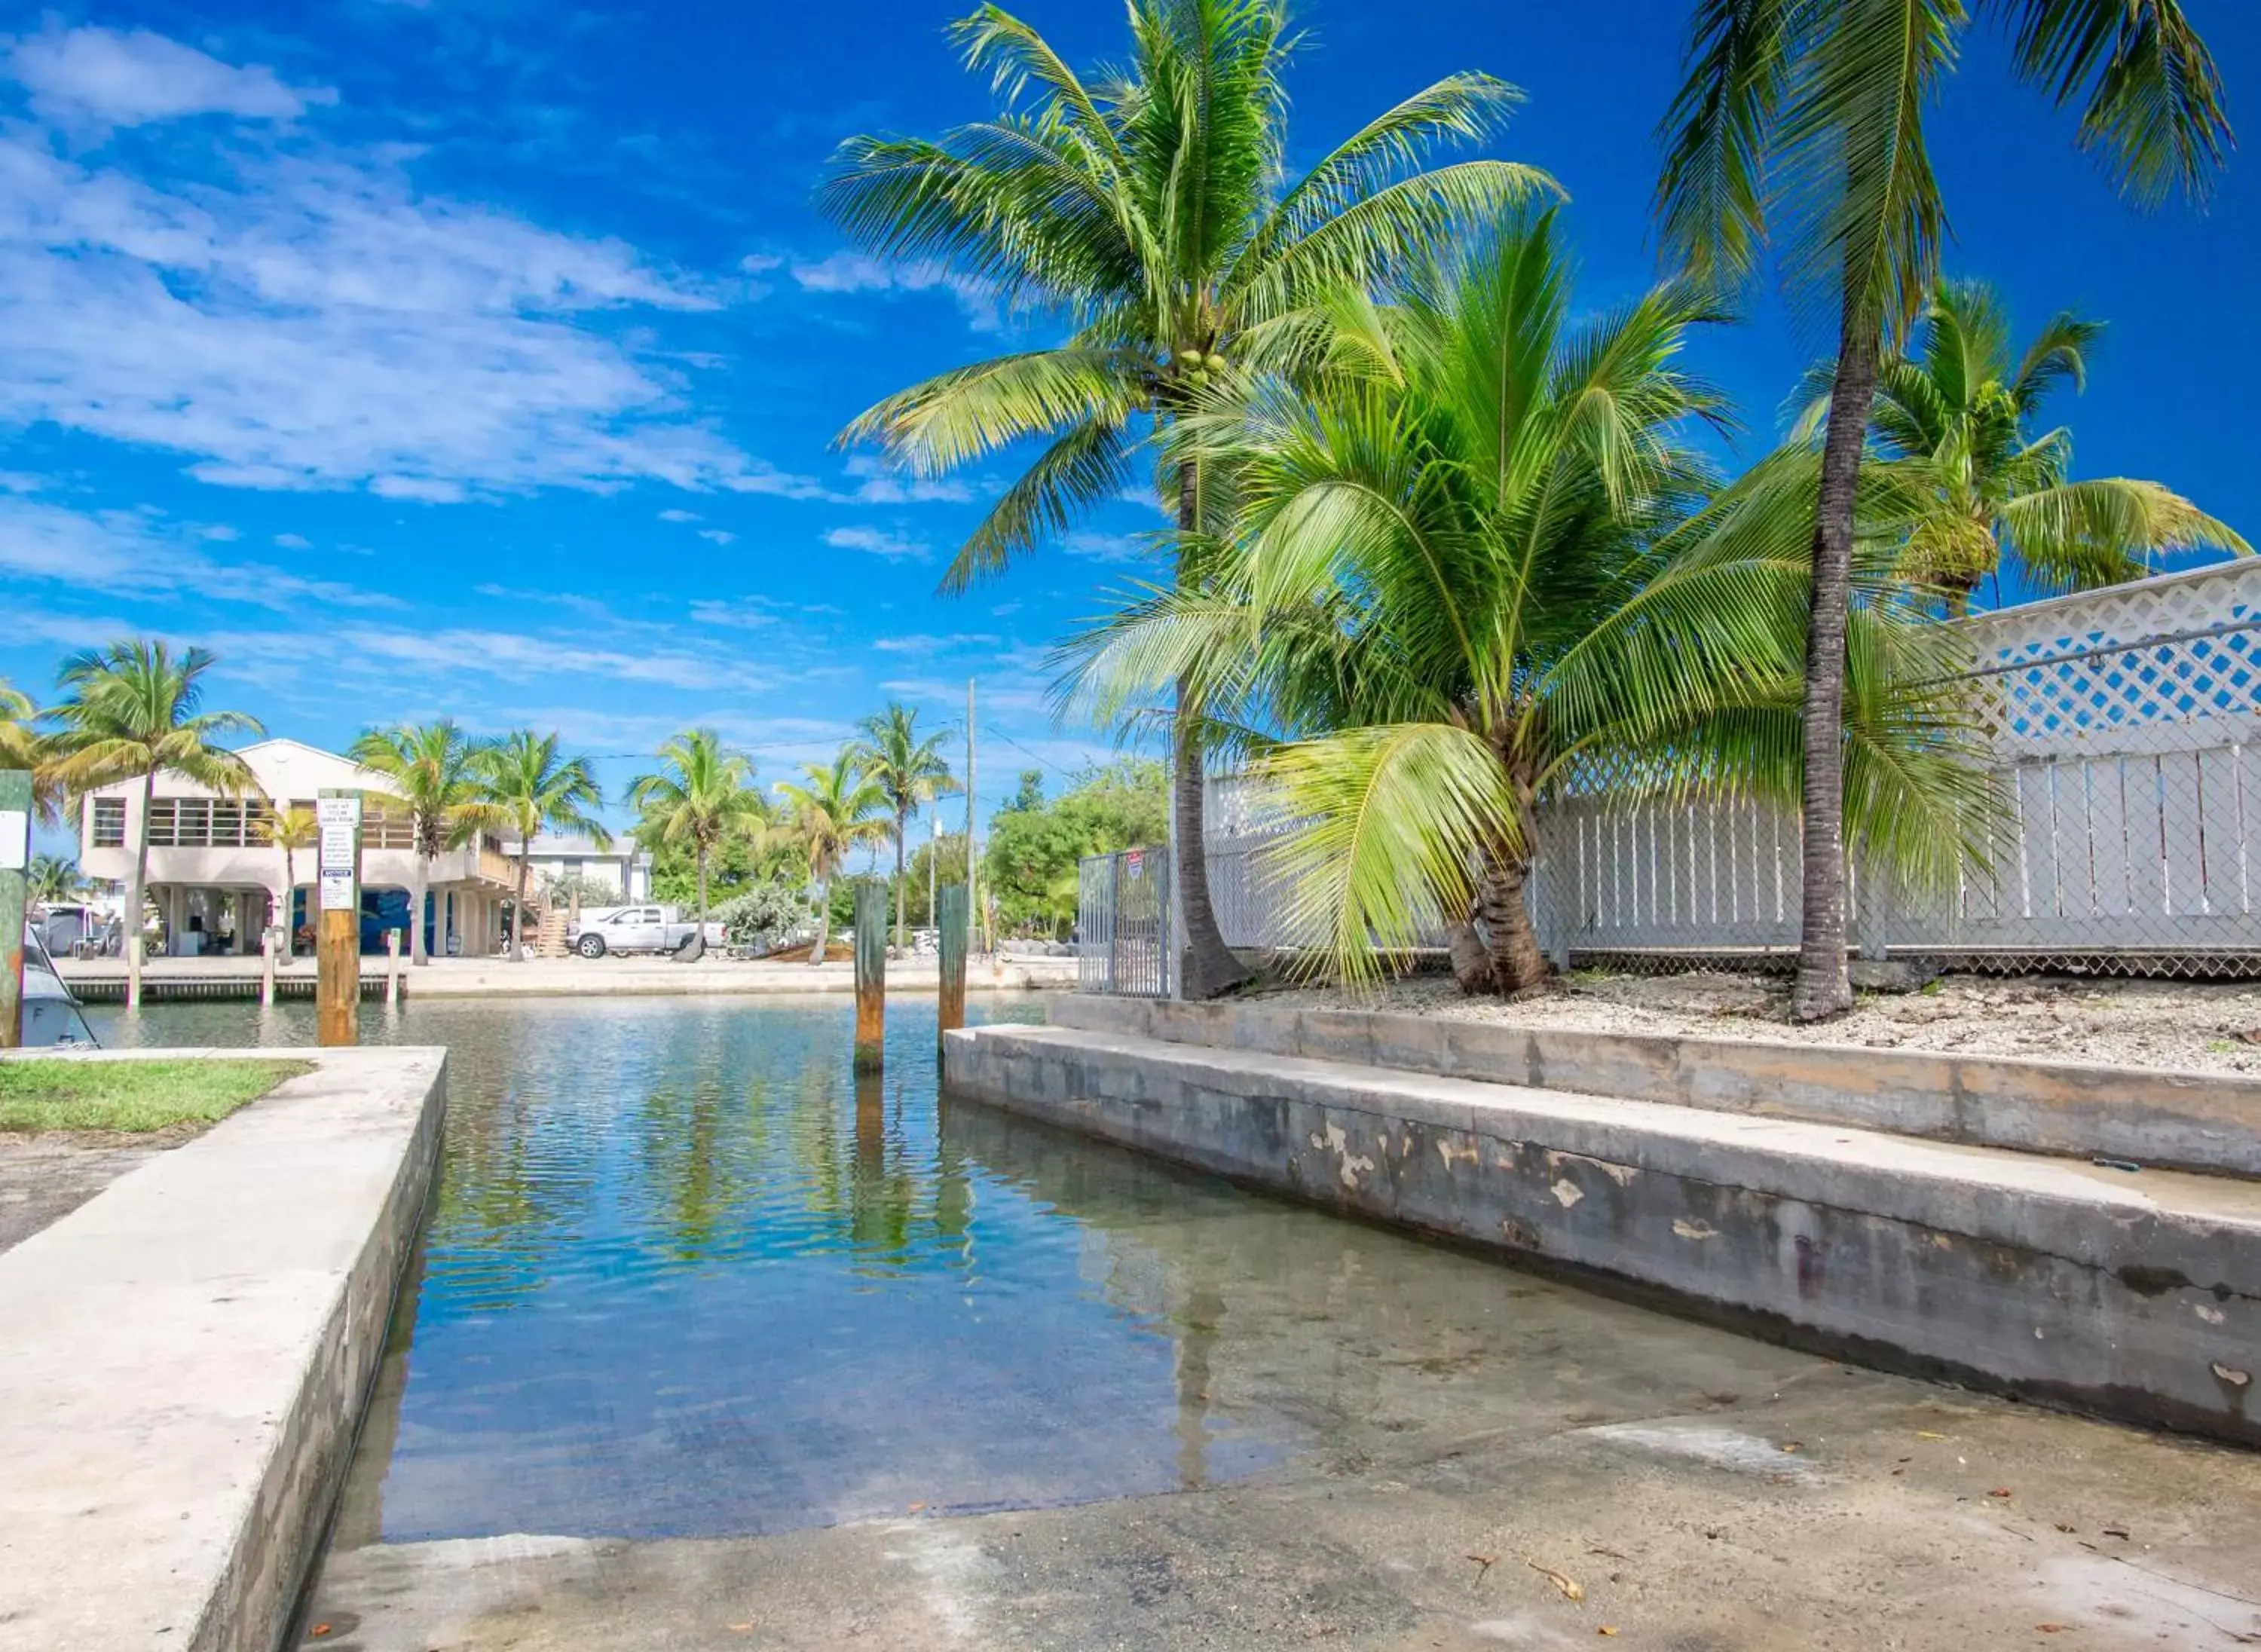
(102, 995, 1793, 1550)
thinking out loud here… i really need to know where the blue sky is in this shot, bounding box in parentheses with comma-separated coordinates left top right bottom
(5, 0, 2259, 848)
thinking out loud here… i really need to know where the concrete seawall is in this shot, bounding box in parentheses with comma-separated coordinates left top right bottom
(945, 1020, 2261, 1449)
(0, 1048, 448, 1652)
(1048, 994, 2261, 1176)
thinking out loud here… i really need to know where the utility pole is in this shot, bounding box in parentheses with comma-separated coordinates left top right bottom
(965, 677, 978, 958)
(0, 771, 29, 1048)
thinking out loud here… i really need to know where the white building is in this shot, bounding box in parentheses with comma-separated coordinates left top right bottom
(497, 834, 652, 904)
(77, 738, 525, 958)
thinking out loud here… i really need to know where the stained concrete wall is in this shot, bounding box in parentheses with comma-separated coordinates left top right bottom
(1048, 996, 2261, 1177)
(946, 1023, 2261, 1449)
(0, 1047, 447, 1652)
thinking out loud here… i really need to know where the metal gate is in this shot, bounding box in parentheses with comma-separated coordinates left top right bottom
(1077, 844, 1174, 996)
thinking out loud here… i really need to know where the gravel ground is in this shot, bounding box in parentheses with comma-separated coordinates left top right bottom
(1271, 968, 2261, 1075)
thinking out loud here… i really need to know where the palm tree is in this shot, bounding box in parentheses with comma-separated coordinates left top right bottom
(253, 804, 319, 945)
(43, 642, 262, 1007)
(849, 703, 959, 950)
(0, 679, 62, 827)
(1655, 0, 2232, 1020)
(348, 721, 508, 966)
(26, 854, 85, 909)
(476, 731, 611, 962)
(1064, 218, 1993, 992)
(1787, 277, 2247, 615)
(827, 0, 1553, 999)
(773, 750, 892, 964)
(627, 730, 766, 947)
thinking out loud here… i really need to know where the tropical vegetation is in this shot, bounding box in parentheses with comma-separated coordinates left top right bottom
(44, 642, 262, 1004)
(1788, 278, 2247, 615)
(851, 702, 959, 948)
(984, 759, 1168, 937)
(1654, 0, 2233, 1018)
(828, 0, 1552, 999)
(347, 720, 508, 965)
(26, 853, 86, 909)
(628, 730, 768, 948)
(773, 751, 892, 962)
(477, 731, 611, 962)
(1067, 217, 1992, 990)
(252, 805, 319, 937)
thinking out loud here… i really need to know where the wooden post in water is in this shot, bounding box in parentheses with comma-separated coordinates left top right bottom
(315, 789, 362, 1048)
(0, 771, 29, 1049)
(937, 882, 968, 1045)
(384, 928, 401, 1008)
(852, 880, 886, 1072)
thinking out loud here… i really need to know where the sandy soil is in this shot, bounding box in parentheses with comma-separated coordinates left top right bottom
(1270, 968, 2261, 1075)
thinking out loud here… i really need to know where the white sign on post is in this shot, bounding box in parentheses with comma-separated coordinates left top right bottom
(316, 796, 362, 829)
(319, 870, 355, 910)
(0, 810, 26, 873)
(319, 824, 357, 868)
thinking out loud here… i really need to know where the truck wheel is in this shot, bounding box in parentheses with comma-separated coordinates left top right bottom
(576, 934, 607, 959)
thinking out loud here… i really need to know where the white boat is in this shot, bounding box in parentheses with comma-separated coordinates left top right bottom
(20, 922, 99, 1048)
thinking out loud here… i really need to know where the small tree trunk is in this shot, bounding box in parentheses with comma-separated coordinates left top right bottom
(893, 809, 910, 950)
(1446, 916, 1495, 994)
(1476, 848, 1548, 994)
(515, 853, 531, 961)
(411, 855, 430, 965)
(809, 875, 829, 964)
(1793, 308, 1879, 1022)
(283, 843, 296, 951)
(696, 843, 710, 940)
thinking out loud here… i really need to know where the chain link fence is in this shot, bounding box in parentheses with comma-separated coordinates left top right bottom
(1079, 560, 2261, 991)
(1077, 843, 1176, 996)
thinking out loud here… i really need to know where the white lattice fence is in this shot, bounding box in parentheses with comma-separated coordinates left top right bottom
(1191, 560, 2261, 977)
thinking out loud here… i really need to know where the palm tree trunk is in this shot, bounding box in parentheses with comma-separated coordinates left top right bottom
(809, 874, 830, 965)
(1446, 915, 1495, 994)
(893, 809, 909, 950)
(1792, 310, 1880, 1022)
(126, 767, 154, 1008)
(696, 843, 710, 941)
(1476, 847, 1548, 995)
(1171, 461, 1253, 1001)
(411, 855, 430, 966)
(515, 853, 531, 962)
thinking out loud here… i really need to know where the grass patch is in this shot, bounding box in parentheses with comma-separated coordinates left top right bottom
(0, 1059, 314, 1134)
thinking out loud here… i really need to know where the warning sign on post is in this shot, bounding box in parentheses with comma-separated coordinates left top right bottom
(319, 870, 354, 910)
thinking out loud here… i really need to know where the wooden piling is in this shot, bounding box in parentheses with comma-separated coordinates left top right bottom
(0, 770, 29, 1048)
(852, 881, 886, 1072)
(384, 928, 401, 1008)
(316, 789, 361, 1048)
(937, 882, 968, 1045)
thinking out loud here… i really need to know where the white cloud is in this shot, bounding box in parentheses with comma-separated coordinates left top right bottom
(687, 598, 777, 630)
(0, 495, 396, 610)
(791, 250, 999, 332)
(872, 632, 1000, 654)
(697, 528, 736, 545)
(657, 508, 700, 523)
(8, 25, 332, 128)
(274, 531, 311, 549)
(1062, 530, 1156, 563)
(842, 451, 972, 504)
(0, 470, 45, 492)
(338, 624, 756, 693)
(0, 50, 819, 504)
(824, 525, 929, 561)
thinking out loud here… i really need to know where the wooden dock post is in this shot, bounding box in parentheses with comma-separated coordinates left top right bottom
(384, 928, 401, 1008)
(852, 881, 886, 1072)
(937, 882, 968, 1045)
(259, 926, 278, 1008)
(315, 790, 362, 1048)
(0, 771, 29, 1048)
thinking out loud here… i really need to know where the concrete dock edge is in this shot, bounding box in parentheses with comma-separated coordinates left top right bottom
(944, 1021, 2261, 1449)
(0, 1047, 448, 1652)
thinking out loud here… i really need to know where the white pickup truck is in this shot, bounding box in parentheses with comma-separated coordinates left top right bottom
(568, 904, 724, 959)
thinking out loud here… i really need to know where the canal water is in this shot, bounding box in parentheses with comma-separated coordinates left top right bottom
(88, 995, 1807, 1545)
